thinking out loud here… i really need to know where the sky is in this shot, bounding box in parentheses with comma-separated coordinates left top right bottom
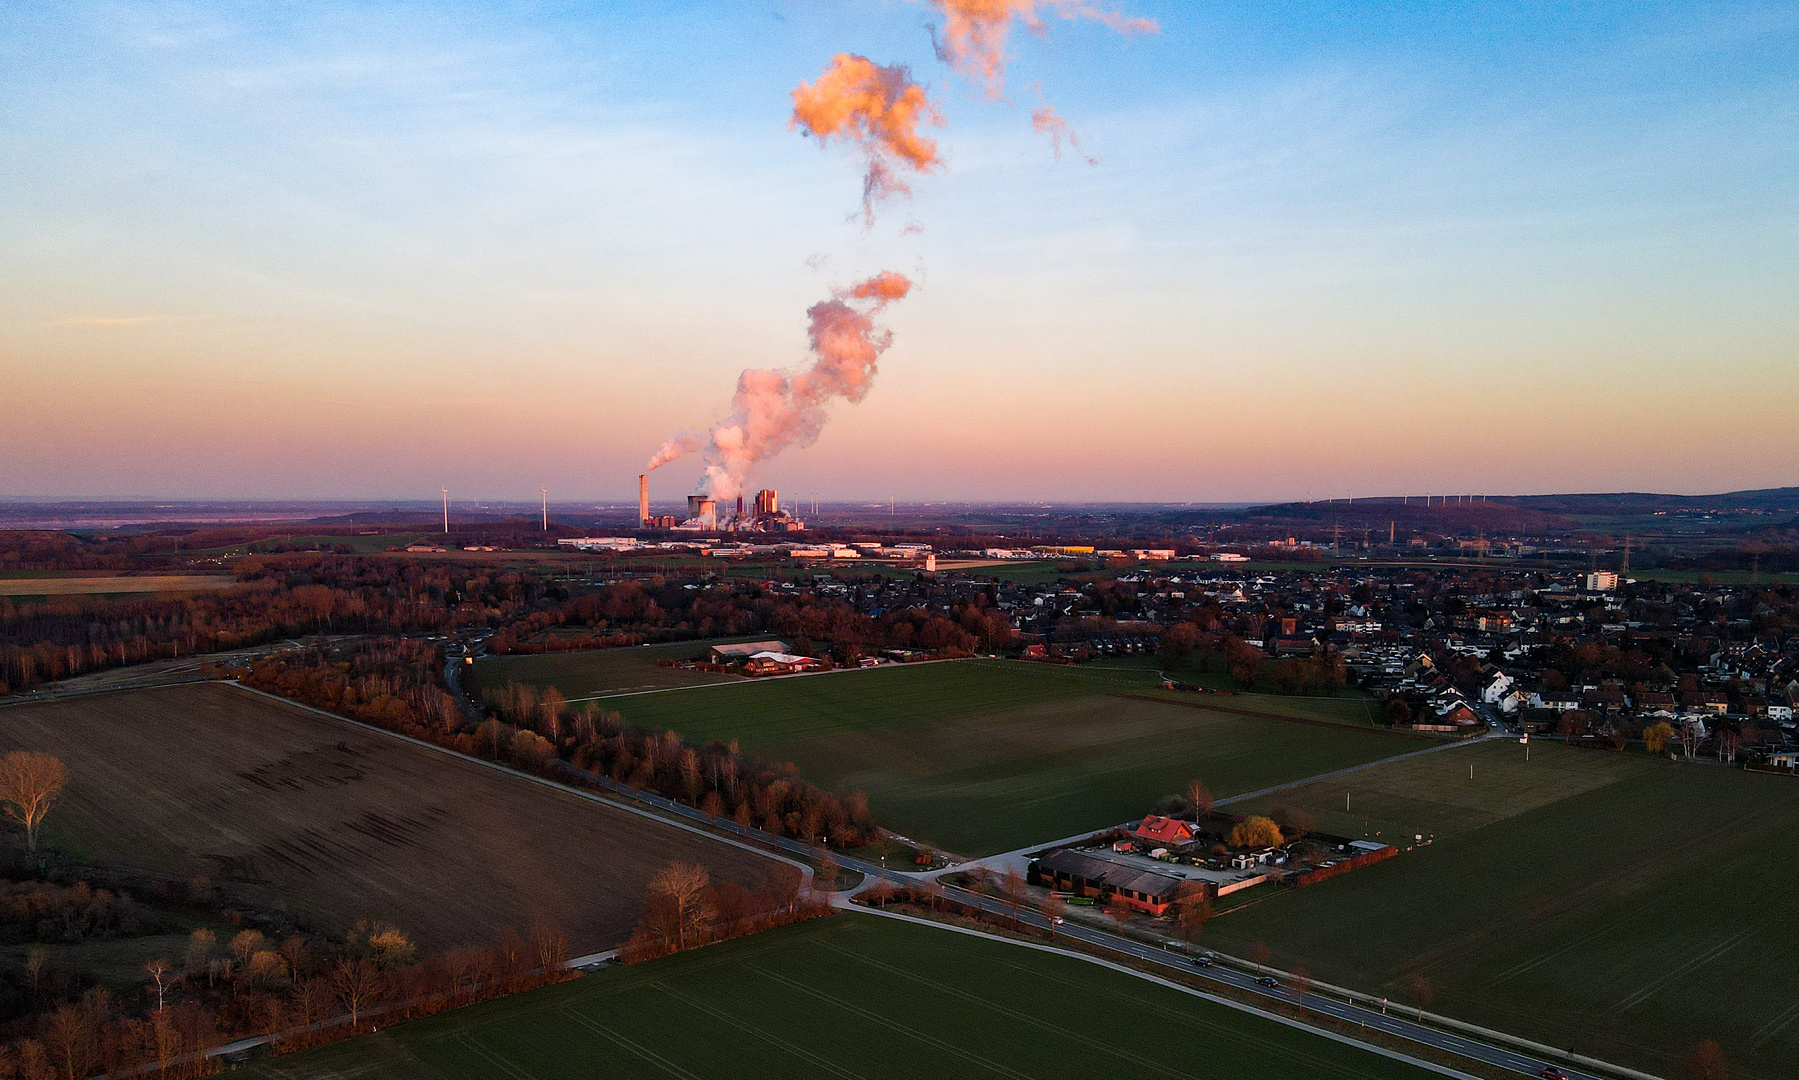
(1, 1, 1796, 504)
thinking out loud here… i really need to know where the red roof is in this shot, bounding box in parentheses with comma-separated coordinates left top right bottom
(1133, 815, 1195, 845)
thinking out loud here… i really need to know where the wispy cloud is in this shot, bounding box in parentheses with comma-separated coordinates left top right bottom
(56, 316, 159, 326)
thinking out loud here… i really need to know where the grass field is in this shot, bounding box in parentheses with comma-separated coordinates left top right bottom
(1205, 741, 1799, 1080)
(0, 683, 791, 952)
(470, 638, 765, 699)
(246, 914, 1441, 1080)
(0, 574, 235, 596)
(582, 660, 1415, 855)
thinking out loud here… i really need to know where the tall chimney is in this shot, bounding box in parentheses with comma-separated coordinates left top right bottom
(638, 474, 649, 526)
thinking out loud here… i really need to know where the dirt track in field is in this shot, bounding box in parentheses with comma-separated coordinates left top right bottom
(0, 683, 791, 952)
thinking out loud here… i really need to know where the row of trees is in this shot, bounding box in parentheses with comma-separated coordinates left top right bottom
(0, 552, 564, 694)
(618, 862, 827, 963)
(0, 920, 572, 1080)
(1157, 623, 1349, 695)
(237, 641, 463, 740)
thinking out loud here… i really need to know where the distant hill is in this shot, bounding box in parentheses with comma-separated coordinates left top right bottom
(1497, 487, 1799, 515)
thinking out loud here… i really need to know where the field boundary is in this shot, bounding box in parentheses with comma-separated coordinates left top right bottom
(842, 907, 1486, 1080)
(1116, 692, 1446, 741)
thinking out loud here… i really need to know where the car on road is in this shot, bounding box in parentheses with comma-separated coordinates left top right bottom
(1190, 956, 1213, 967)
(1538, 1068, 1570, 1080)
(1255, 976, 1280, 988)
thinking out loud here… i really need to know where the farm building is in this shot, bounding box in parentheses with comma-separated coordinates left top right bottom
(742, 651, 826, 676)
(1133, 815, 1196, 846)
(1031, 849, 1184, 915)
(708, 640, 792, 663)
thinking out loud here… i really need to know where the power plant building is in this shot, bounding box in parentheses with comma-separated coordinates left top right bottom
(638, 471, 804, 533)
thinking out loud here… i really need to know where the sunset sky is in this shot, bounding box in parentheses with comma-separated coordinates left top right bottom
(3, 2, 1795, 503)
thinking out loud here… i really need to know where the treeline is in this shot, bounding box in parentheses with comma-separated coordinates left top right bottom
(482, 678, 879, 849)
(1158, 624, 1349, 695)
(0, 920, 571, 1080)
(618, 862, 827, 964)
(0, 553, 566, 694)
(236, 640, 462, 738)
(484, 580, 1014, 662)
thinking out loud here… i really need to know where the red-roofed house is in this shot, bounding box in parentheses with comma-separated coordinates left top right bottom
(1132, 815, 1195, 846)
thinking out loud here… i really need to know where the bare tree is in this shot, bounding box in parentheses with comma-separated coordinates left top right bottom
(330, 958, 381, 1027)
(184, 928, 216, 978)
(278, 935, 313, 983)
(143, 959, 174, 1011)
(151, 1009, 181, 1077)
(1104, 894, 1132, 935)
(1249, 940, 1272, 975)
(1172, 884, 1212, 954)
(1039, 893, 1067, 939)
(532, 922, 570, 974)
(813, 853, 840, 898)
(0, 751, 67, 853)
(1678, 719, 1704, 760)
(1186, 779, 1214, 819)
(1000, 869, 1028, 924)
(1403, 972, 1434, 1021)
(230, 929, 265, 967)
(45, 1004, 97, 1080)
(1290, 966, 1314, 1004)
(649, 862, 715, 950)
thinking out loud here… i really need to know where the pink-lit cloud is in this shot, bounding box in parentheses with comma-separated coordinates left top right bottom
(919, 0, 1158, 98)
(791, 53, 944, 225)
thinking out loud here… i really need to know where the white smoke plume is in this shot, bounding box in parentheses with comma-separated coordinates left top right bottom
(646, 271, 914, 501)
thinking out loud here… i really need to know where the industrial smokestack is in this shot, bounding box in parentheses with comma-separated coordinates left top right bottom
(639, 474, 649, 526)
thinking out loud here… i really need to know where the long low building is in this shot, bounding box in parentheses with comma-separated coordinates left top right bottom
(1031, 849, 1186, 915)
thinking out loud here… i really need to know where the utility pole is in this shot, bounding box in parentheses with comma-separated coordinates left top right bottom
(441, 489, 449, 534)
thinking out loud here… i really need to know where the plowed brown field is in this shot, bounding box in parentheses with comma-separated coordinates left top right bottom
(0, 683, 791, 952)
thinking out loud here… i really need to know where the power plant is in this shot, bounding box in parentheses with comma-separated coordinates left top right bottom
(637, 472, 803, 533)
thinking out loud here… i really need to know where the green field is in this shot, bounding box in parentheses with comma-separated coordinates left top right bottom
(1205, 741, 1799, 1080)
(471, 638, 766, 699)
(575, 659, 1415, 855)
(247, 914, 1440, 1080)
